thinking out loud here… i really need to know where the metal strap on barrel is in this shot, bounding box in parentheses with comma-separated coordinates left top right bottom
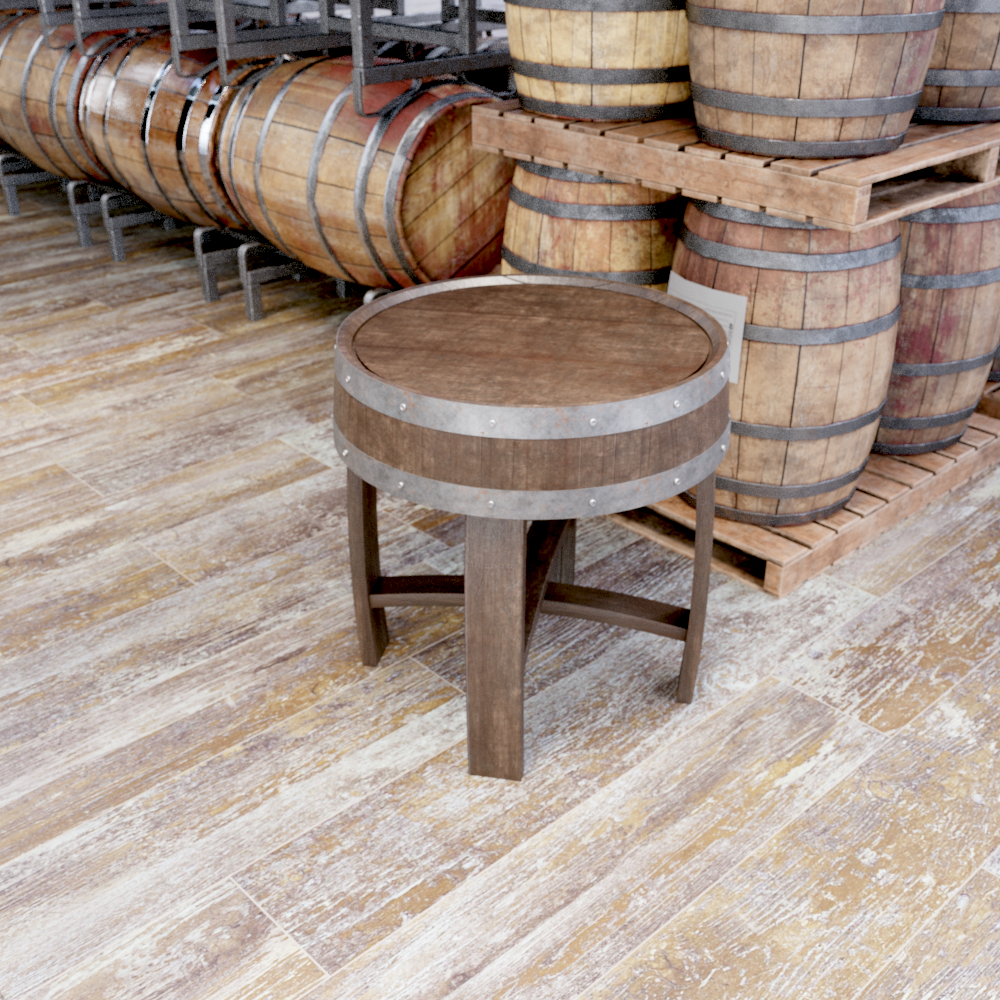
(690, 83, 923, 119)
(685, 5, 944, 33)
(519, 160, 615, 184)
(880, 403, 978, 429)
(502, 247, 670, 285)
(307, 85, 355, 283)
(509, 186, 677, 221)
(511, 59, 689, 86)
(505, 0, 685, 9)
(692, 200, 819, 230)
(684, 491, 855, 526)
(383, 90, 481, 287)
(20, 32, 59, 174)
(177, 65, 221, 225)
(891, 351, 996, 377)
(912, 106, 1000, 122)
(733, 402, 885, 442)
(743, 306, 900, 346)
(694, 125, 907, 158)
(99, 38, 143, 189)
(680, 228, 901, 272)
(518, 96, 680, 120)
(715, 462, 867, 499)
(924, 69, 1000, 87)
(902, 265, 1000, 288)
(945, 0, 1000, 12)
(68, 34, 122, 179)
(140, 56, 182, 217)
(902, 201, 1000, 224)
(47, 43, 78, 169)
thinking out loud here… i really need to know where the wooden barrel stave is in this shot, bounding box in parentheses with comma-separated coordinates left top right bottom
(218, 57, 514, 289)
(500, 162, 679, 288)
(673, 202, 900, 524)
(875, 186, 1000, 452)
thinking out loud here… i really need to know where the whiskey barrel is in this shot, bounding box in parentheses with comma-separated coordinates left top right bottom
(672, 201, 901, 525)
(0, 14, 120, 181)
(874, 187, 1000, 454)
(915, 0, 1000, 122)
(686, 0, 945, 158)
(334, 275, 730, 518)
(500, 161, 681, 289)
(80, 33, 251, 227)
(505, 0, 690, 121)
(217, 56, 514, 288)
(0, 10, 32, 149)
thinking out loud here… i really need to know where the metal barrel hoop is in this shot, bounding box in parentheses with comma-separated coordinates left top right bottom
(139, 53, 183, 217)
(66, 33, 121, 179)
(509, 185, 679, 222)
(518, 96, 681, 120)
(684, 492, 857, 527)
(95, 36, 145, 189)
(690, 83, 923, 120)
(732, 402, 885, 442)
(502, 247, 672, 285)
(902, 201, 1000, 224)
(510, 59, 689, 86)
(692, 125, 907, 158)
(19, 31, 61, 173)
(46, 40, 78, 169)
(879, 402, 980, 430)
(685, 5, 944, 33)
(504, 0, 685, 8)
(744, 306, 901, 347)
(692, 200, 820, 229)
(518, 160, 614, 184)
(871, 433, 965, 454)
(901, 265, 1000, 288)
(713, 461, 868, 499)
(891, 352, 997, 377)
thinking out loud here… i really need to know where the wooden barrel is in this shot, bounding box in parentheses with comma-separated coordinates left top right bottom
(499, 161, 681, 289)
(80, 33, 251, 227)
(217, 56, 514, 288)
(915, 0, 1000, 122)
(991, 345, 1000, 382)
(333, 275, 730, 518)
(874, 187, 1000, 454)
(0, 14, 124, 181)
(671, 200, 901, 526)
(686, 0, 945, 158)
(505, 0, 690, 121)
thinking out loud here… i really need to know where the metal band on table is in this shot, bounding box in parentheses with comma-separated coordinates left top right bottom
(744, 307, 900, 346)
(685, 5, 944, 33)
(902, 201, 1000, 224)
(891, 352, 996, 377)
(511, 59, 689, 86)
(518, 160, 617, 184)
(518, 96, 682, 120)
(505, 0, 685, 9)
(692, 200, 819, 230)
(509, 186, 678, 221)
(901, 265, 1000, 288)
(714, 461, 868, 499)
(502, 247, 672, 284)
(690, 83, 923, 119)
(732, 403, 884, 442)
(680, 228, 901, 272)
(693, 125, 908, 158)
(333, 423, 731, 520)
(879, 402, 979, 429)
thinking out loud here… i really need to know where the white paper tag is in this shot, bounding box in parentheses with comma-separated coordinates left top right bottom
(667, 272, 748, 384)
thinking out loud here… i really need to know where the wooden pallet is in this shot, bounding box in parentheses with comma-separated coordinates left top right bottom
(612, 411, 1000, 598)
(979, 380, 1000, 421)
(472, 101, 1000, 232)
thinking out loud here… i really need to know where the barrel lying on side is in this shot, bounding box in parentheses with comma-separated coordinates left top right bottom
(500, 161, 680, 289)
(687, 0, 944, 157)
(217, 56, 514, 288)
(506, 0, 690, 121)
(875, 187, 1000, 454)
(671, 201, 901, 525)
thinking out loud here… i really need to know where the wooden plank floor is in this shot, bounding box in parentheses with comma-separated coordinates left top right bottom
(2, 183, 1000, 1000)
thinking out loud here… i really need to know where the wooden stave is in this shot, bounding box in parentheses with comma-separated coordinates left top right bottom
(672, 200, 901, 526)
(499, 161, 681, 290)
(216, 56, 514, 289)
(0, 11, 33, 149)
(506, 3, 690, 121)
(875, 185, 1000, 453)
(687, 0, 944, 158)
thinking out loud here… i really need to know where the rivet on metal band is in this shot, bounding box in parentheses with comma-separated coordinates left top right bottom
(685, 4, 944, 34)
(680, 229, 902, 273)
(743, 306, 900, 347)
(891, 352, 996, 377)
(510, 186, 677, 221)
(502, 247, 671, 285)
(518, 96, 682, 121)
(879, 403, 979, 430)
(715, 461, 868, 499)
(690, 83, 923, 119)
(911, 106, 1000, 123)
(693, 125, 907, 159)
(923, 69, 1000, 88)
(506, 0, 684, 10)
(732, 403, 885, 442)
(902, 201, 1000, 224)
(518, 160, 616, 184)
(511, 59, 690, 86)
(901, 265, 1000, 289)
(692, 200, 819, 230)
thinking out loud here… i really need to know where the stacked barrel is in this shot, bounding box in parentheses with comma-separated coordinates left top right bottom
(0, 15, 513, 287)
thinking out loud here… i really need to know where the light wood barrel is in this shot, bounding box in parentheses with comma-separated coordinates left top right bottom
(0, 14, 122, 181)
(672, 201, 901, 526)
(80, 33, 252, 227)
(915, 0, 1000, 122)
(874, 187, 1000, 454)
(334, 275, 730, 519)
(506, 0, 689, 121)
(217, 56, 514, 288)
(500, 161, 681, 289)
(0, 10, 31, 149)
(687, 0, 944, 158)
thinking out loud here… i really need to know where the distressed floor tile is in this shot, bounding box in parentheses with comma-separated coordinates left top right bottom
(37, 880, 324, 1000)
(575, 667, 1000, 1000)
(279, 423, 341, 468)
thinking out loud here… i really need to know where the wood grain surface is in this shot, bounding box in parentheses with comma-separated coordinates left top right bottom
(2, 187, 999, 1000)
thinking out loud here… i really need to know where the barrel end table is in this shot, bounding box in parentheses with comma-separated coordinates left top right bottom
(336, 276, 730, 780)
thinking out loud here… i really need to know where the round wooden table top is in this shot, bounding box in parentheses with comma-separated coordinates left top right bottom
(342, 277, 720, 408)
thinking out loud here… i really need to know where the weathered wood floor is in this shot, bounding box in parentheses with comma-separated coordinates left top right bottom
(2, 184, 999, 999)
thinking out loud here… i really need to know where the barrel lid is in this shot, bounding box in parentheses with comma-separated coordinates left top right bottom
(335, 276, 729, 440)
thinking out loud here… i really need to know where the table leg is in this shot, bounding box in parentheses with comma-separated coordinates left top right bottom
(465, 516, 527, 780)
(677, 471, 715, 704)
(549, 518, 576, 584)
(347, 469, 388, 665)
